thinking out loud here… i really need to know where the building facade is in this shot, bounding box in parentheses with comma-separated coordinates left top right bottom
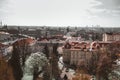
(63, 49, 98, 66)
(103, 33, 120, 41)
(0, 32, 12, 42)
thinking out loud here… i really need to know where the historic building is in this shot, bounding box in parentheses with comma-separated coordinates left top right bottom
(103, 33, 120, 41)
(63, 41, 111, 66)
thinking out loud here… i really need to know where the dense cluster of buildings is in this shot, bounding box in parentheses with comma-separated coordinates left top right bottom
(0, 25, 120, 63)
(0, 25, 120, 80)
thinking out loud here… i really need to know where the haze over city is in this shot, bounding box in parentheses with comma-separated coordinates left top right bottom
(0, 0, 120, 27)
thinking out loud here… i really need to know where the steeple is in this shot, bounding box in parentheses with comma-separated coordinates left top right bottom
(0, 21, 2, 28)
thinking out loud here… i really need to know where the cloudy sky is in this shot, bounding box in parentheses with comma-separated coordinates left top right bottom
(0, 0, 120, 27)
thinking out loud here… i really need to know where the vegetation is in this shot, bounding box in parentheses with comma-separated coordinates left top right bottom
(0, 57, 15, 80)
(76, 42, 120, 80)
(8, 45, 23, 80)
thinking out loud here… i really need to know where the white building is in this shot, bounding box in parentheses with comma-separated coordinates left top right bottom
(0, 32, 12, 42)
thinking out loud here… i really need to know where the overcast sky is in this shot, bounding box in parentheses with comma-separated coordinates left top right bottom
(0, 0, 120, 27)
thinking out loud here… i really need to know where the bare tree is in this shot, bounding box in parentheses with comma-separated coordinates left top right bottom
(50, 43, 60, 80)
(43, 64, 51, 80)
(77, 43, 119, 80)
(8, 38, 33, 80)
(8, 45, 23, 80)
(43, 44, 49, 59)
(0, 56, 15, 80)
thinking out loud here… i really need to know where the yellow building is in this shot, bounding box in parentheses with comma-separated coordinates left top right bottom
(63, 49, 97, 66)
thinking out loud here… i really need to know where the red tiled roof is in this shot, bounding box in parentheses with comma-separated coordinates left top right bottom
(64, 41, 113, 50)
(13, 38, 35, 46)
(64, 41, 91, 50)
(106, 32, 120, 35)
